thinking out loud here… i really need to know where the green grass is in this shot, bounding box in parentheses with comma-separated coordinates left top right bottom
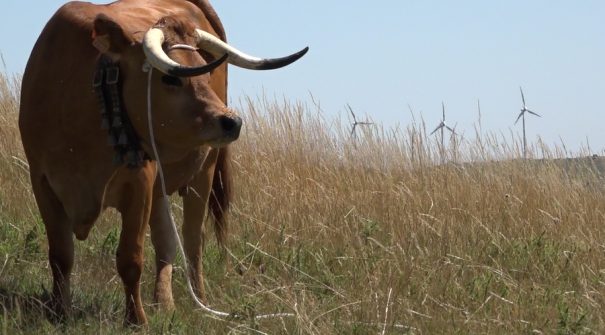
(2, 70, 605, 334)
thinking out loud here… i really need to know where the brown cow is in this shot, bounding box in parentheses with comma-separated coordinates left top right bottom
(19, 0, 307, 325)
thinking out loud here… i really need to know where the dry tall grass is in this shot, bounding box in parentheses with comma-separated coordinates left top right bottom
(1, 70, 605, 334)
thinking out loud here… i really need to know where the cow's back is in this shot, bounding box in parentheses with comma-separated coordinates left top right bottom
(20, 0, 225, 159)
(20, 2, 98, 160)
(19, 0, 228, 215)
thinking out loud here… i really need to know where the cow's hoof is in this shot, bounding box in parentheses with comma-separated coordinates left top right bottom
(154, 269, 175, 310)
(45, 298, 70, 324)
(153, 292, 175, 311)
(124, 310, 148, 328)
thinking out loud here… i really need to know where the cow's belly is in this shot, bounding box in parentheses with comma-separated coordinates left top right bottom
(43, 166, 107, 241)
(34, 144, 209, 240)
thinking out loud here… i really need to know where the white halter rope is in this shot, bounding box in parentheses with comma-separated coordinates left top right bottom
(142, 61, 295, 321)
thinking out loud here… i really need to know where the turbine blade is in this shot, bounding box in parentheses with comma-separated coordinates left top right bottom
(446, 125, 456, 134)
(514, 112, 524, 125)
(347, 104, 357, 122)
(527, 110, 541, 117)
(430, 123, 443, 135)
(351, 124, 356, 137)
(520, 86, 526, 106)
(442, 101, 446, 120)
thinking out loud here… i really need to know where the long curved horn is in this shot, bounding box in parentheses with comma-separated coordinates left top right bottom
(195, 29, 308, 70)
(143, 28, 228, 77)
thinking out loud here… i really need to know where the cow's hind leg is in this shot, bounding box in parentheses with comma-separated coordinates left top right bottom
(31, 175, 74, 320)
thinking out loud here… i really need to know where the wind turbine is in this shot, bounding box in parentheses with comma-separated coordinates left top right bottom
(347, 104, 373, 141)
(515, 87, 541, 159)
(430, 102, 457, 159)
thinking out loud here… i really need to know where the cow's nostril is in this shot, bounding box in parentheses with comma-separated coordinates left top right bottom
(219, 115, 242, 134)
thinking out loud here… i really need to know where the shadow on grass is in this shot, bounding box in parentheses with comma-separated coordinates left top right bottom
(0, 284, 121, 332)
(0, 285, 61, 331)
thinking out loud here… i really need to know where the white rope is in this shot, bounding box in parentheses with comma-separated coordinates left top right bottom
(143, 63, 294, 320)
(381, 288, 393, 335)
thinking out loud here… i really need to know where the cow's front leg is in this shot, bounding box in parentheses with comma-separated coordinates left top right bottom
(181, 148, 219, 301)
(116, 162, 156, 326)
(150, 196, 177, 309)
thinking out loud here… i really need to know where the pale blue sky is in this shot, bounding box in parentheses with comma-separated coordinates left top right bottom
(2, 1, 604, 154)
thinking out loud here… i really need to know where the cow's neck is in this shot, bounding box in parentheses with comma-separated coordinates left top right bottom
(139, 140, 208, 165)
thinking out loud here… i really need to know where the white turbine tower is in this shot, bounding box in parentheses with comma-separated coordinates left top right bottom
(430, 102, 456, 160)
(515, 87, 541, 159)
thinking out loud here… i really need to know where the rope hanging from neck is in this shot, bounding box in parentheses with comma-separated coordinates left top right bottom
(142, 62, 294, 321)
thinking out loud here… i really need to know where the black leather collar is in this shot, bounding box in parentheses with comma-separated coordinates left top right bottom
(93, 55, 149, 168)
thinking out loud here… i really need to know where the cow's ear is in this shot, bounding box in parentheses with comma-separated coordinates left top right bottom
(92, 14, 133, 59)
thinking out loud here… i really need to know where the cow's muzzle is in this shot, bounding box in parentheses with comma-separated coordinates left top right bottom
(219, 115, 242, 140)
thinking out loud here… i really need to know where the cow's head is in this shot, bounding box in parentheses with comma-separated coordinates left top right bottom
(92, 14, 308, 149)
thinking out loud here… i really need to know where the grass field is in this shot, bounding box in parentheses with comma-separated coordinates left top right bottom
(2, 69, 605, 334)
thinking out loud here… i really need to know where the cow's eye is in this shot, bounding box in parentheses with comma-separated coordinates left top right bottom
(161, 75, 183, 87)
